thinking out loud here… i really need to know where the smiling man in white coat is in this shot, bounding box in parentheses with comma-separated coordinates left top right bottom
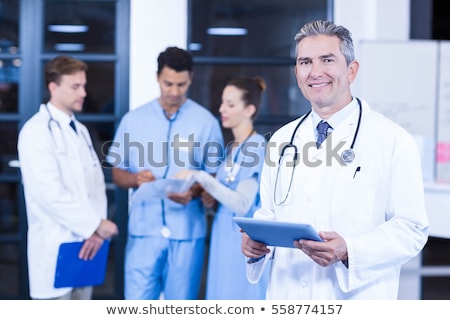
(241, 20, 429, 299)
(18, 56, 118, 299)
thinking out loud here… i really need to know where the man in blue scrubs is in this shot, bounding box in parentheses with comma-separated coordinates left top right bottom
(107, 47, 223, 299)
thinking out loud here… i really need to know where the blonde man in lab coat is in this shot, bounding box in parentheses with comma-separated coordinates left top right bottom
(241, 20, 429, 299)
(18, 56, 118, 299)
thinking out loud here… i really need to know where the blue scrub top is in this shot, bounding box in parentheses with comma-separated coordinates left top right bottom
(207, 133, 269, 299)
(215, 133, 266, 218)
(107, 98, 224, 240)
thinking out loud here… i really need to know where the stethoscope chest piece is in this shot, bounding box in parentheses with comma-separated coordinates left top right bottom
(224, 158, 240, 184)
(225, 174, 236, 184)
(160, 226, 171, 238)
(341, 149, 355, 163)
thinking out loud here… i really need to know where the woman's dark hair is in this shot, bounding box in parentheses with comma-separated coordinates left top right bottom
(226, 76, 266, 119)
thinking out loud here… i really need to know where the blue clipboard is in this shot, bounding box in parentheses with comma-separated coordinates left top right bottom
(233, 217, 323, 248)
(54, 240, 110, 288)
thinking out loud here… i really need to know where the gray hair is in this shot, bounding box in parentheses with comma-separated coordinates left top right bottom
(294, 20, 355, 66)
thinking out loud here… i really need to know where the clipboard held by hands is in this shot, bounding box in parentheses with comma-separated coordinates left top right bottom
(54, 240, 110, 288)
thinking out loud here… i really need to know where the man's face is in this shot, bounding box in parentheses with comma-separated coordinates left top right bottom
(294, 35, 358, 112)
(50, 71, 87, 115)
(157, 66, 192, 110)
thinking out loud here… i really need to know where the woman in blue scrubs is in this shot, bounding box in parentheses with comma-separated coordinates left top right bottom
(176, 76, 269, 299)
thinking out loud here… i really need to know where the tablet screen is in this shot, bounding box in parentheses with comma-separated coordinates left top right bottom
(233, 217, 323, 248)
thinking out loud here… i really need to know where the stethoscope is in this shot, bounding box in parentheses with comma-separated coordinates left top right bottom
(224, 147, 241, 184)
(44, 103, 98, 166)
(274, 97, 362, 206)
(224, 130, 255, 184)
(224, 162, 239, 184)
(160, 107, 180, 239)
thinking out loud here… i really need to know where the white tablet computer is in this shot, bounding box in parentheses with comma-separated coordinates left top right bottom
(233, 217, 323, 248)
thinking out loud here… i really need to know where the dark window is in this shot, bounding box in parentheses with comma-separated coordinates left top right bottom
(188, 0, 331, 142)
(0, 0, 20, 114)
(0, 244, 20, 296)
(44, 0, 116, 53)
(0, 0, 129, 299)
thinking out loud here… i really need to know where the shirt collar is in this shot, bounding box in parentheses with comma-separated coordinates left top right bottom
(311, 97, 358, 132)
(46, 102, 76, 125)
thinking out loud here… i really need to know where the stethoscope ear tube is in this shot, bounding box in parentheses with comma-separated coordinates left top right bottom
(44, 103, 98, 165)
(281, 98, 362, 163)
(279, 143, 298, 164)
(274, 98, 362, 205)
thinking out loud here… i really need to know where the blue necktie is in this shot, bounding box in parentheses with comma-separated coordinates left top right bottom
(69, 120, 77, 134)
(316, 120, 331, 148)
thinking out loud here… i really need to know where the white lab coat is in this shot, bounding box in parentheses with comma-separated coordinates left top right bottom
(18, 104, 106, 299)
(247, 100, 429, 299)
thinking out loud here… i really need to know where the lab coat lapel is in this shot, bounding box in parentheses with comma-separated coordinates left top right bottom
(295, 114, 316, 154)
(327, 107, 359, 152)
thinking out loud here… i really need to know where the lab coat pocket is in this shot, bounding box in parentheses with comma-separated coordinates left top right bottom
(331, 164, 379, 236)
(55, 152, 82, 189)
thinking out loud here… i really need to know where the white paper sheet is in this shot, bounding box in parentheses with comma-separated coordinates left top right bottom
(130, 177, 195, 204)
